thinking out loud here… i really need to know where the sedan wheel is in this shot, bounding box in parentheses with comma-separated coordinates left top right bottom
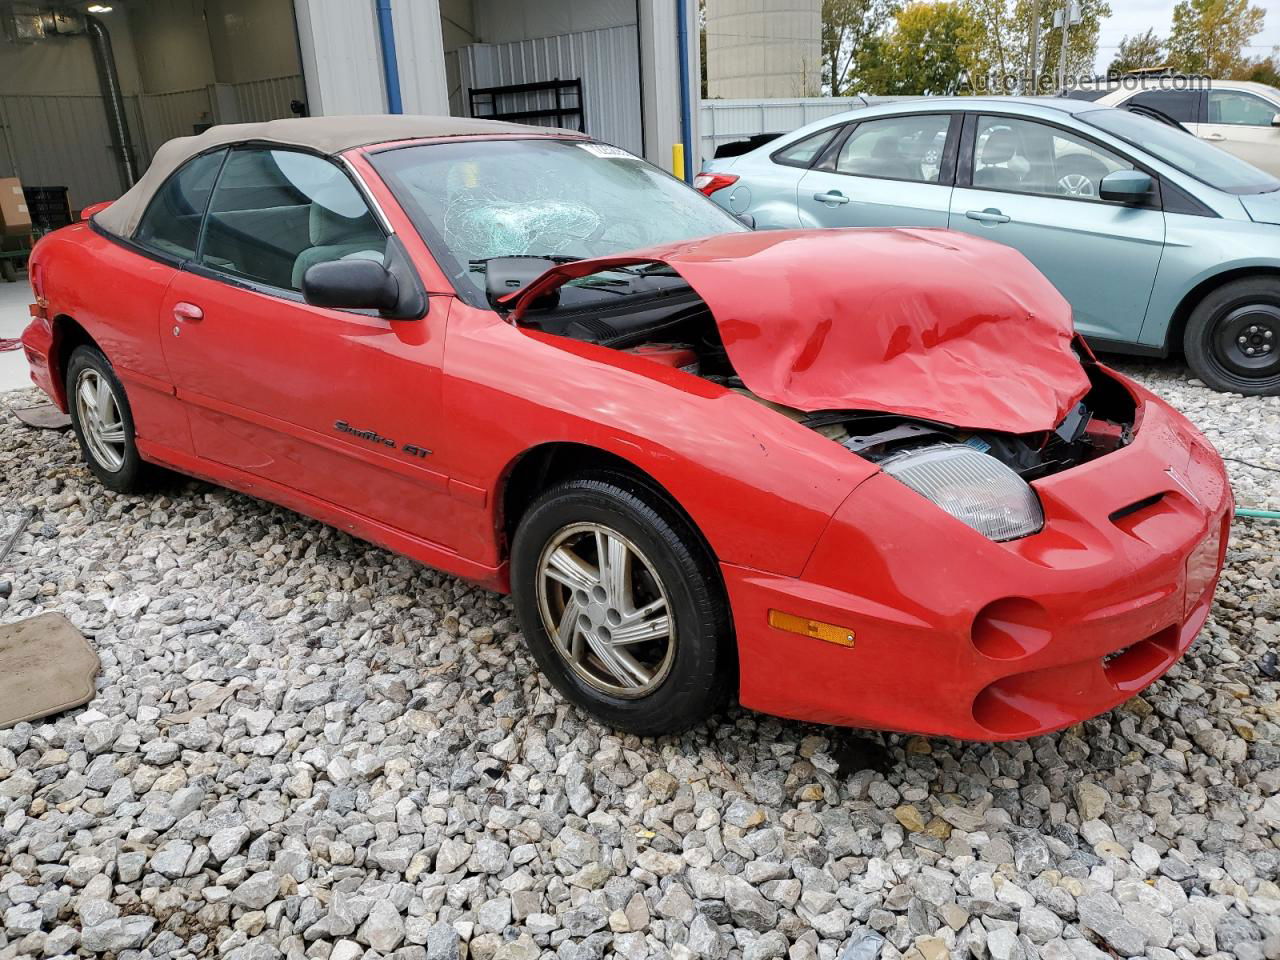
(1057, 173, 1096, 198)
(511, 473, 732, 734)
(536, 522, 676, 698)
(1185, 278, 1280, 395)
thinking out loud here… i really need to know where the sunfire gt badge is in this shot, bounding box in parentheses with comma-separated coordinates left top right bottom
(334, 421, 431, 459)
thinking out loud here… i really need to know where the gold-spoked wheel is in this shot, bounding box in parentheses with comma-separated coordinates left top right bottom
(535, 521, 676, 698)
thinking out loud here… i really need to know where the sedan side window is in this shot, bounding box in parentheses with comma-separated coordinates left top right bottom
(200, 149, 385, 292)
(134, 150, 225, 260)
(1208, 90, 1278, 126)
(972, 115, 1132, 201)
(772, 127, 839, 168)
(832, 115, 951, 183)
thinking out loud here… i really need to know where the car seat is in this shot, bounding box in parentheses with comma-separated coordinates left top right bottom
(291, 203, 386, 290)
(973, 130, 1024, 189)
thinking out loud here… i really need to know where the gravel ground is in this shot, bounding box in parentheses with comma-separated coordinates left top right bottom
(0, 360, 1277, 960)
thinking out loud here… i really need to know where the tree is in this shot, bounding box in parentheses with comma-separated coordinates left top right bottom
(822, 0, 899, 95)
(1109, 29, 1166, 75)
(963, 0, 1110, 94)
(1168, 0, 1265, 77)
(1235, 52, 1280, 84)
(876, 2, 983, 94)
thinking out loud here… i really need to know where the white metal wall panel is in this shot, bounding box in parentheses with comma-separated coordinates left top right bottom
(294, 0, 386, 116)
(459, 26, 642, 157)
(392, 0, 450, 115)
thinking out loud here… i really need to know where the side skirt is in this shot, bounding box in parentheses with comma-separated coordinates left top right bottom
(136, 438, 509, 593)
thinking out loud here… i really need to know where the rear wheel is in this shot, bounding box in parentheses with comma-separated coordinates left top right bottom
(1183, 278, 1280, 395)
(66, 345, 151, 492)
(510, 473, 732, 735)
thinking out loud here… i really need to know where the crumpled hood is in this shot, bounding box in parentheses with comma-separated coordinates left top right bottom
(508, 228, 1090, 434)
(1239, 190, 1280, 226)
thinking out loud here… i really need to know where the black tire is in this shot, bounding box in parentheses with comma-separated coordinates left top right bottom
(65, 344, 151, 493)
(510, 472, 732, 735)
(1183, 278, 1280, 395)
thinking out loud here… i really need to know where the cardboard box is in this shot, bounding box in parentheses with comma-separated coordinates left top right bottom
(0, 178, 32, 237)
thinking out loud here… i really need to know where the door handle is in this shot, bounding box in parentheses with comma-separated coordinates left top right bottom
(813, 191, 850, 205)
(1202, 133, 1226, 141)
(966, 208, 1011, 224)
(173, 302, 204, 322)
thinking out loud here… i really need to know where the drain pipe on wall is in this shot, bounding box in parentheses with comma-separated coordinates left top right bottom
(85, 15, 137, 189)
(374, 0, 404, 114)
(675, 0, 694, 183)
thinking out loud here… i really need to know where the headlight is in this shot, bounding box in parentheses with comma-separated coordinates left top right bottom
(879, 444, 1044, 541)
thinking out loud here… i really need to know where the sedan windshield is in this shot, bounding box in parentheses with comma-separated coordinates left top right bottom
(369, 139, 746, 305)
(1080, 108, 1280, 194)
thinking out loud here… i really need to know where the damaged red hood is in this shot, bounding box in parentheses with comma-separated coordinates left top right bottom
(507, 228, 1090, 434)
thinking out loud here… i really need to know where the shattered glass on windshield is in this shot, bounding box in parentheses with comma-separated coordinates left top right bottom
(371, 140, 744, 303)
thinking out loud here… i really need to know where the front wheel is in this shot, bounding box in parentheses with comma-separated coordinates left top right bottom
(66, 344, 152, 492)
(510, 473, 732, 735)
(1183, 278, 1280, 395)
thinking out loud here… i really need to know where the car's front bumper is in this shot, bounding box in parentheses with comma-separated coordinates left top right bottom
(725, 386, 1232, 740)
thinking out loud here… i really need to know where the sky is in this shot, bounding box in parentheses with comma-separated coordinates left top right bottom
(1094, 0, 1280, 72)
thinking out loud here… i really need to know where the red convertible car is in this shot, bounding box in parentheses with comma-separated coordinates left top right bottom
(22, 116, 1231, 739)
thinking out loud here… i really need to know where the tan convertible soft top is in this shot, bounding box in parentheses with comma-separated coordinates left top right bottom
(95, 114, 581, 238)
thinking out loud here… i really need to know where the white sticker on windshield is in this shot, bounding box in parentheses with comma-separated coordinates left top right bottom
(578, 142, 639, 160)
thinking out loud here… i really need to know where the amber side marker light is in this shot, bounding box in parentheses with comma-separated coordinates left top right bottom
(768, 610, 855, 647)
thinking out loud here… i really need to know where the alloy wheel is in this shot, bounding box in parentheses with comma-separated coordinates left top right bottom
(535, 521, 676, 698)
(1057, 173, 1096, 198)
(74, 368, 127, 472)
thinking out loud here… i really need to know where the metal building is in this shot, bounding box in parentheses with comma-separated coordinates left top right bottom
(0, 0, 702, 213)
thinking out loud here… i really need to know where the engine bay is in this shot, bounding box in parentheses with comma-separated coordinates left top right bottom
(523, 288, 1138, 480)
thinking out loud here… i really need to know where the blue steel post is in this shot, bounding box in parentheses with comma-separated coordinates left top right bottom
(375, 0, 403, 114)
(676, 0, 694, 183)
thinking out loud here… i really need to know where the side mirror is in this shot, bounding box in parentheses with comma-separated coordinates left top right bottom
(1272, 113, 1280, 127)
(1098, 170, 1153, 203)
(735, 212, 756, 229)
(485, 257, 561, 311)
(303, 258, 400, 313)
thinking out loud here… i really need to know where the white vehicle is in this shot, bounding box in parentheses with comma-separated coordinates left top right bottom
(1088, 80, 1280, 176)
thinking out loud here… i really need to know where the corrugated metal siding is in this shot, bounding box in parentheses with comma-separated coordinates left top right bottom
(699, 96, 917, 160)
(232, 75, 306, 122)
(0, 94, 146, 208)
(459, 25, 643, 157)
(138, 87, 212, 155)
(0, 76, 303, 212)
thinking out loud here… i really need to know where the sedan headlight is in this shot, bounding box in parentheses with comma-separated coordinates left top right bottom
(879, 444, 1044, 541)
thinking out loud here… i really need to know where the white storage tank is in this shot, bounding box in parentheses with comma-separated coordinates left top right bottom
(704, 0, 822, 99)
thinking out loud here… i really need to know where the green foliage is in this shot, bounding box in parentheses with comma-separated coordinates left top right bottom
(961, 0, 1110, 93)
(1168, 0, 1266, 77)
(1109, 29, 1167, 75)
(822, 0, 900, 94)
(873, 2, 984, 94)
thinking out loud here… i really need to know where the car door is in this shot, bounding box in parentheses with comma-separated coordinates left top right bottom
(102, 148, 226, 455)
(948, 113, 1165, 345)
(158, 145, 458, 546)
(1198, 88, 1280, 176)
(796, 113, 957, 228)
